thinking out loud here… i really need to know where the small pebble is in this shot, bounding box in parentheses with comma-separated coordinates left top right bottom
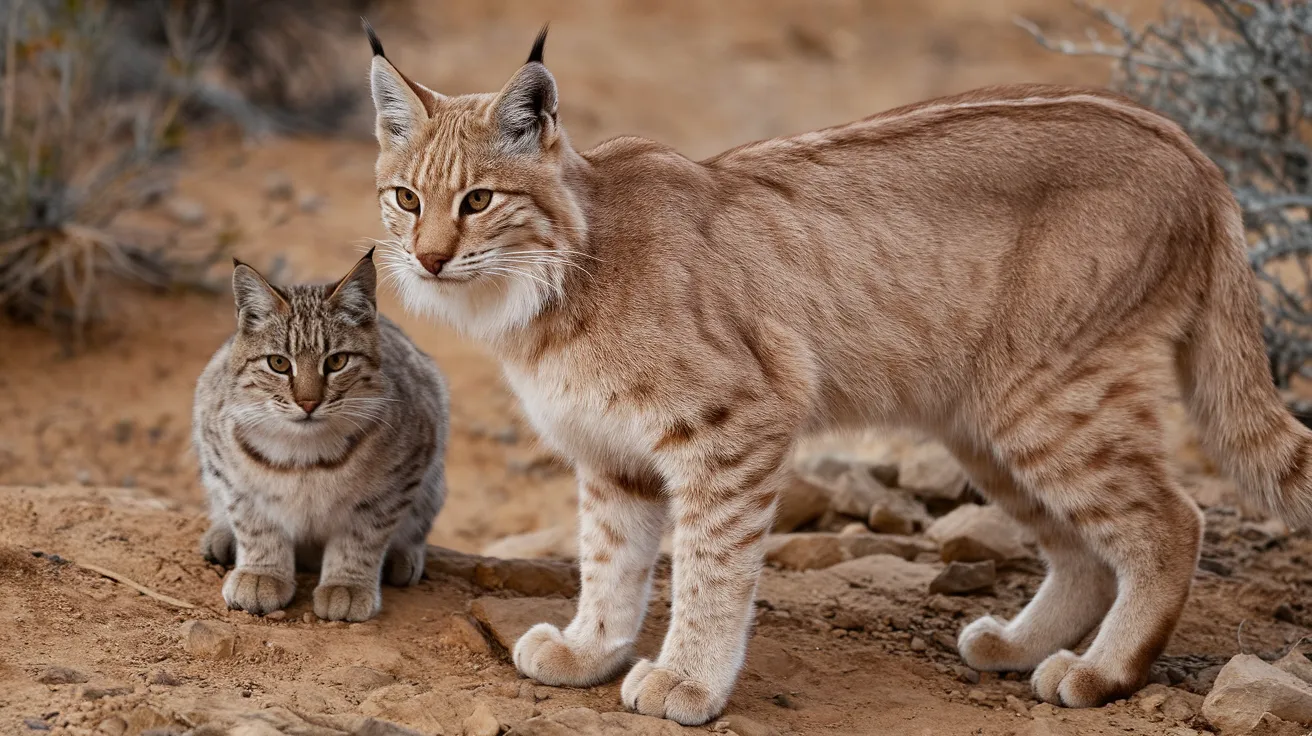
(265, 610, 286, 621)
(910, 637, 927, 652)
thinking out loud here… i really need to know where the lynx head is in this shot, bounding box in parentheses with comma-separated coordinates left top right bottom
(364, 20, 588, 342)
(226, 251, 387, 434)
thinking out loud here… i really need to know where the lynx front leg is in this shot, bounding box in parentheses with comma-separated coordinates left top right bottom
(223, 509, 296, 615)
(515, 469, 667, 686)
(621, 433, 789, 725)
(315, 525, 395, 622)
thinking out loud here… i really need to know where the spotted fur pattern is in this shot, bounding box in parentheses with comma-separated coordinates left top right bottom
(193, 252, 448, 622)
(363, 24, 1312, 725)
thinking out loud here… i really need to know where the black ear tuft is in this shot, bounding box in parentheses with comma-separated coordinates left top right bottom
(526, 23, 549, 65)
(362, 17, 385, 58)
(363, 246, 376, 260)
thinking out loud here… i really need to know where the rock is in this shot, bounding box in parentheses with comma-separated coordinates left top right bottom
(438, 614, 494, 655)
(482, 526, 578, 561)
(926, 504, 1031, 563)
(163, 197, 207, 227)
(1202, 653, 1312, 733)
(148, 670, 181, 686)
(952, 665, 981, 684)
(823, 471, 887, 519)
(867, 490, 931, 535)
(361, 683, 533, 735)
(180, 620, 236, 660)
(298, 193, 325, 213)
(427, 546, 578, 598)
(264, 173, 294, 200)
(910, 637, 927, 652)
(713, 714, 780, 736)
(897, 441, 968, 501)
(826, 553, 939, 596)
(1275, 647, 1312, 686)
(928, 560, 996, 595)
(463, 704, 500, 736)
(1005, 695, 1029, 715)
(470, 597, 574, 653)
(1162, 689, 1203, 723)
(506, 707, 691, 735)
(95, 716, 128, 736)
(772, 475, 831, 532)
(764, 532, 929, 571)
(35, 665, 89, 684)
(325, 666, 396, 691)
(75, 683, 131, 700)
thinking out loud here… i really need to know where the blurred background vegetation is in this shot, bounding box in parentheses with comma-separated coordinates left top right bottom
(2, 0, 1311, 387)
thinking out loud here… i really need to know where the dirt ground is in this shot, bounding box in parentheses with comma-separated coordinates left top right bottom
(2, 1, 1310, 734)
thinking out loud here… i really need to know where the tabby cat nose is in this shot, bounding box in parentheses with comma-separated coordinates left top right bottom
(298, 400, 320, 415)
(417, 253, 449, 275)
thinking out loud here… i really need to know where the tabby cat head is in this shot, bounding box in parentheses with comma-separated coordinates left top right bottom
(226, 251, 386, 432)
(364, 21, 588, 341)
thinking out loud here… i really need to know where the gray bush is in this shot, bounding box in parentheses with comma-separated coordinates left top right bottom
(1022, 0, 1312, 388)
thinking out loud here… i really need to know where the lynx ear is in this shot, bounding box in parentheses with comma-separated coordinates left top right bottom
(364, 18, 443, 150)
(492, 25, 558, 155)
(232, 259, 289, 332)
(328, 248, 378, 326)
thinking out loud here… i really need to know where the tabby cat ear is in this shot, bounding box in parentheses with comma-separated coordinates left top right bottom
(492, 25, 558, 155)
(364, 19, 443, 150)
(232, 260, 288, 332)
(328, 249, 378, 326)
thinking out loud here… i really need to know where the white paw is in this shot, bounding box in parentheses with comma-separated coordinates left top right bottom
(1031, 650, 1131, 707)
(512, 623, 632, 687)
(620, 658, 728, 726)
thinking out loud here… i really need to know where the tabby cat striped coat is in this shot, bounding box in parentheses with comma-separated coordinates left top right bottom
(193, 251, 448, 622)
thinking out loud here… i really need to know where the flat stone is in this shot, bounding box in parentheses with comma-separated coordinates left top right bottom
(772, 475, 831, 532)
(764, 532, 929, 571)
(470, 597, 575, 653)
(1202, 653, 1312, 733)
(324, 665, 396, 691)
(506, 706, 695, 735)
(427, 546, 578, 598)
(826, 553, 939, 596)
(179, 620, 236, 660)
(928, 560, 996, 595)
(463, 703, 500, 736)
(437, 613, 493, 655)
(897, 441, 968, 501)
(926, 504, 1031, 563)
(35, 666, 89, 684)
(867, 490, 930, 535)
(712, 714, 780, 736)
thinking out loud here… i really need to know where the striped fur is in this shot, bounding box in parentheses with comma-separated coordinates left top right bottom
(366, 28, 1312, 726)
(193, 252, 449, 622)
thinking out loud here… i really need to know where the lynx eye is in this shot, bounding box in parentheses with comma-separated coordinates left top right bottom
(324, 353, 349, 373)
(460, 189, 493, 215)
(267, 355, 292, 374)
(394, 187, 421, 213)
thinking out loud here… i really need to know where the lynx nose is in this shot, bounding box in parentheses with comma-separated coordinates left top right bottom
(417, 252, 449, 275)
(297, 399, 320, 415)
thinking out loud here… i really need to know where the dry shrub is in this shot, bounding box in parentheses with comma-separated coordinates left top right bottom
(1022, 0, 1312, 388)
(0, 0, 388, 343)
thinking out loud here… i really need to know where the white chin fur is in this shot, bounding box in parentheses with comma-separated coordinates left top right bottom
(392, 264, 554, 343)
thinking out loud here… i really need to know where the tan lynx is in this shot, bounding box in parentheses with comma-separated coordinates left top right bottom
(363, 22, 1312, 726)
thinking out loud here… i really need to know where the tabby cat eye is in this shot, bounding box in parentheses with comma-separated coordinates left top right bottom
(267, 355, 292, 374)
(395, 187, 420, 213)
(460, 189, 493, 215)
(324, 353, 350, 373)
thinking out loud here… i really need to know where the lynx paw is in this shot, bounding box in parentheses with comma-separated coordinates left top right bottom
(958, 615, 1046, 672)
(1031, 650, 1133, 707)
(222, 569, 294, 615)
(383, 546, 425, 587)
(620, 659, 727, 726)
(313, 582, 381, 622)
(200, 524, 236, 566)
(513, 623, 632, 687)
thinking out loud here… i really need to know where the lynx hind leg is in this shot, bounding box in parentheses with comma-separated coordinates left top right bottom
(382, 475, 442, 587)
(985, 357, 1202, 706)
(949, 444, 1118, 673)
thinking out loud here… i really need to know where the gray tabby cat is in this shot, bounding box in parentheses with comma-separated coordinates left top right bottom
(193, 250, 449, 621)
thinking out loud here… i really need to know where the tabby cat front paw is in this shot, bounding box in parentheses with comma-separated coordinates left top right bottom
(222, 569, 294, 615)
(200, 524, 236, 566)
(620, 659, 727, 726)
(313, 582, 381, 622)
(513, 623, 632, 687)
(383, 545, 425, 587)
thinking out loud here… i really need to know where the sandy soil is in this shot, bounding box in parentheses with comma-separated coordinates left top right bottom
(2, 1, 1309, 734)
